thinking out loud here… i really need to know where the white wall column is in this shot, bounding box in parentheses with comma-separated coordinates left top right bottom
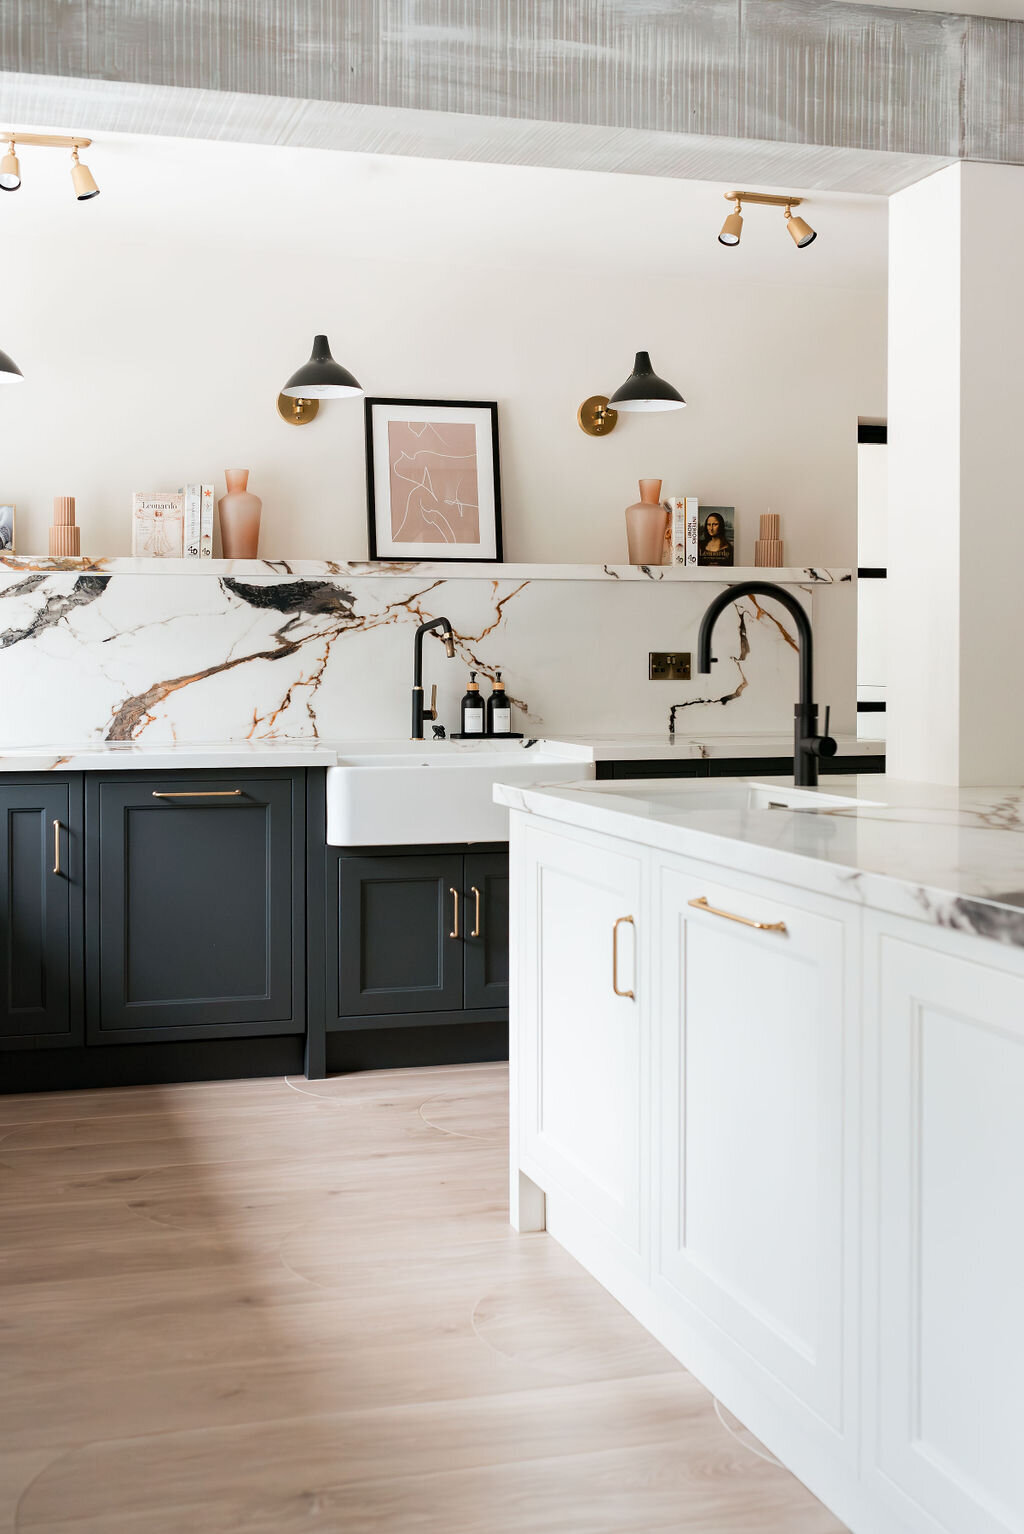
(888, 161, 1024, 785)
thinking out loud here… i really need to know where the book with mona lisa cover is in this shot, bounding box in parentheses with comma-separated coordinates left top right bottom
(697, 506, 735, 567)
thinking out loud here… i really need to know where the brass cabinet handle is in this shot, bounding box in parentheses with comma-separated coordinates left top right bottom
(688, 895, 787, 934)
(612, 915, 635, 1000)
(471, 885, 482, 938)
(449, 887, 460, 939)
(151, 790, 243, 799)
(53, 819, 61, 876)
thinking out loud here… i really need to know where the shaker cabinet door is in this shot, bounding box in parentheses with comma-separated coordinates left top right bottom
(463, 852, 509, 1011)
(88, 774, 303, 1041)
(864, 924, 1024, 1534)
(518, 819, 646, 1257)
(334, 853, 465, 1022)
(0, 778, 82, 1049)
(654, 860, 853, 1434)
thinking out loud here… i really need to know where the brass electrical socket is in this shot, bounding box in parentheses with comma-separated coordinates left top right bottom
(649, 652, 691, 682)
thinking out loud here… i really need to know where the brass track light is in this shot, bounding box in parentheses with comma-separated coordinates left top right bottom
(720, 191, 817, 249)
(0, 132, 99, 201)
(718, 198, 743, 246)
(785, 204, 816, 248)
(70, 146, 99, 201)
(0, 140, 21, 192)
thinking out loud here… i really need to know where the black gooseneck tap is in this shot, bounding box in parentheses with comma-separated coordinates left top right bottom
(696, 581, 836, 787)
(412, 616, 456, 739)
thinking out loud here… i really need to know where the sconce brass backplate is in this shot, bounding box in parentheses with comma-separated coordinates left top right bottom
(577, 395, 618, 437)
(276, 393, 320, 426)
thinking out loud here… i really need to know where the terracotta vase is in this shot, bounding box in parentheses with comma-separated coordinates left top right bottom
(624, 478, 667, 565)
(218, 470, 262, 559)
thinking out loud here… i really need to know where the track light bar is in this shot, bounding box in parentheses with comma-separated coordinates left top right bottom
(718, 190, 817, 249)
(0, 132, 100, 200)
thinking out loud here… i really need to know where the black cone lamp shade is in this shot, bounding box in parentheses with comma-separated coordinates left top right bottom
(281, 334, 362, 400)
(608, 350, 686, 413)
(0, 346, 23, 384)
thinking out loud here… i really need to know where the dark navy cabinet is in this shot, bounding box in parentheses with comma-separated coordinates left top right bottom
(0, 776, 83, 1051)
(327, 845, 509, 1030)
(87, 772, 305, 1044)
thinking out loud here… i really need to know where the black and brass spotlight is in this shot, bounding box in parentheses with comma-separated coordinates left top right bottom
(0, 140, 21, 192)
(70, 146, 99, 200)
(718, 196, 743, 246)
(785, 203, 817, 248)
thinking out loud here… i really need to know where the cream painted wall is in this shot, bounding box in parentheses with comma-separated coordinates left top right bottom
(0, 134, 886, 725)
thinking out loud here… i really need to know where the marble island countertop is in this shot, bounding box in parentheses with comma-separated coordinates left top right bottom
(0, 732, 883, 773)
(493, 773, 1024, 950)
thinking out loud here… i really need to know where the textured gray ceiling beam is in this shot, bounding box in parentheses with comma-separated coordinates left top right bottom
(1, 0, 1019, 166)
(0, 68, 953, 194)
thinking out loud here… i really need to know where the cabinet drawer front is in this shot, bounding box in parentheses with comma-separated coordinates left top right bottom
(89, 776, 300, 1039)
(0, 781, 77, 1044)
(519, 821, 645, 1254)
(655, 861, 850, 1430)
(335, 854, 464, 1020)
(866, 929, 1024, 1534)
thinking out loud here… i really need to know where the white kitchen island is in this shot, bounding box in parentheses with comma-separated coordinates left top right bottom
(495, 773, 1024, 1534)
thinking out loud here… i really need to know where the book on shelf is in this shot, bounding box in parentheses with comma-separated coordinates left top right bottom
(665, 495, 699, 567)
(199, 484, 214, 559)
(183, 484, 202, 560)
(131, 491, 185, 558)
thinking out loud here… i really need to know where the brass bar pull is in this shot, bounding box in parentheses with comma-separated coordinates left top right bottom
(151, 790, 244, 799)
(688, 895, 787, 934)
(449, 887, 460, 939)
(52, 819, 61, 876)
(471, 885, 482, 938)
(612, 915, 635, 1000)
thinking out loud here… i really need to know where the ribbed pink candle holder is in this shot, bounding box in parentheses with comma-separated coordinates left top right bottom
(49, 497, 81, 557)
(755, 511, 783, 567)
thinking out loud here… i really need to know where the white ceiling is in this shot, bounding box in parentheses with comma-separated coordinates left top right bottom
(0, 128, 889, 293)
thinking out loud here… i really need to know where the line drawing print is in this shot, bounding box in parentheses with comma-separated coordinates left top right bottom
(388, 421, 480, 545)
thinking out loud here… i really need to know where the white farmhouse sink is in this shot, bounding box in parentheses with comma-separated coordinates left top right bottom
(325, 739, 593, 846)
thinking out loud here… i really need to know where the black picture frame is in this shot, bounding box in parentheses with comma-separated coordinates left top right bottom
(364, 397, 503, 563)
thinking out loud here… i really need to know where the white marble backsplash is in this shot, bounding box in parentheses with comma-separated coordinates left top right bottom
(0, 568, 841, 746)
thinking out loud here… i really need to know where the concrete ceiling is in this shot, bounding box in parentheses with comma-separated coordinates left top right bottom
(2, 1, 1020, 195)
(830, 0, 1024, 19)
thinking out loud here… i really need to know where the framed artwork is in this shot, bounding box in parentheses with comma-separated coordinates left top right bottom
(365, 398, 503, 562)
(0, 504, 14, 552)
(697, 506, 736, 568)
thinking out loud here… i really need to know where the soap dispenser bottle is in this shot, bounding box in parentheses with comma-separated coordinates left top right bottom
(486, 672, 512, 735)
(461, 670, 485, 735)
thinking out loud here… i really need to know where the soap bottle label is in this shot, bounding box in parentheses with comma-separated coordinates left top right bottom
(491, 711, 511, 734)
(464, 711, 484, 734)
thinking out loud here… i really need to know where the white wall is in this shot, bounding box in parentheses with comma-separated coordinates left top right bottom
(0, 133, 886, 730)
(888, 161, 1024, 784)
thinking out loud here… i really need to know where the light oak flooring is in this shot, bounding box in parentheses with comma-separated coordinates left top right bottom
(0, 1063, 847, 1533)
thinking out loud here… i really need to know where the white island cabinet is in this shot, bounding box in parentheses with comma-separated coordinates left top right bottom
(506, 794, 1024, 1534)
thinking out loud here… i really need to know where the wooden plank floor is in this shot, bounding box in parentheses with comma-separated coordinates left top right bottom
(0, 1063, 847, 1533)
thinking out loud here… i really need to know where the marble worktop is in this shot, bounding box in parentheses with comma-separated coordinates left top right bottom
(0, 733, 882, 773)
(494, 773, 1024, 949)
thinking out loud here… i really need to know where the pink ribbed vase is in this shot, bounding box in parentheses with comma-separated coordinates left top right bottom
(624, 478, 667, 566)
(217, 470, 262, 559)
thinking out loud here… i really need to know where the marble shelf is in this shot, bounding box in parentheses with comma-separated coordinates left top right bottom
(0, 555, 853, 584)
